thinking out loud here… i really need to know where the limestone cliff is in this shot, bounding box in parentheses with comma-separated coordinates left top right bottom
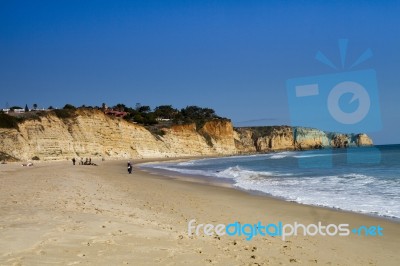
(355, 133, 373, 146)
(234, 126, 374, 152)
(0, 110, 237, 161)
(234, 127, 294, 152)
(294, 127, 330, 150)
(199, 120, 236, 154)
(0, 110, 373, 161)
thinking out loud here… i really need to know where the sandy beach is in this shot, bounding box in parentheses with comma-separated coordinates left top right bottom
(0, 159, 399, 265)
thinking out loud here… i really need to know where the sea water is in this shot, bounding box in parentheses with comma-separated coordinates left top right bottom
(142, 144, 400, 219)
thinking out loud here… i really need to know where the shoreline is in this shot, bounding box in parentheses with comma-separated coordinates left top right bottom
(133, 157, 400, 225)
(0, 157, 399, 265)
(137, 156, 400, 223)
(132, 159, 400, 265)
(5, 153, 399, 223)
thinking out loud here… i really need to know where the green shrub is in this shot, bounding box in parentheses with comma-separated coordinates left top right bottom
(63, 104, 76, 110)
(53, 109, 76, 119)
(133, 114, 144, 124)
(0, 112, 20, 129)
(153, 128, 166, 136)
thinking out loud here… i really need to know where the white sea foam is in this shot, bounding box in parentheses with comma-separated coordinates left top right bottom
(143, 149, 400, 219)
(268, 151, 297, 159)
(177, 154, 264, 166)
(293, 154, 332, 158)
(177, 161, 196, 166)
(148, 165, 214, 177)
(214, 166, 293, 179)
(230, 172, 400, 219)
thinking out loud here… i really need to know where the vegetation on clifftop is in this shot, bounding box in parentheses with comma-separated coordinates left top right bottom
(0, 103, 228, 132)
(0, 112, 20, 129)
(108, 103, 227, 127)
(52, 104, 78, 119)
(0, 111, 44, 129)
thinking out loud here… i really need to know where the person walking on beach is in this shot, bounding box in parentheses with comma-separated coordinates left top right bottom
(127, 161, 132, 174)
(72, 158, 76, 165)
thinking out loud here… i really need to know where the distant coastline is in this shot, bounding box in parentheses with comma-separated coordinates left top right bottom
(0, 107, 373, 162)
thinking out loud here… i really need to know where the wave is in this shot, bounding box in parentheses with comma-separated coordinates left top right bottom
(267, 151, 337, 159)
(176, 154, 265, 166)
(142, 156, 400, 219)
(267, 151, 332, 159)
(232, 172, 400, 219)
(215, 166, 275, 179)
(147, 164, 293, 180)
(146, 165, 215, 177)
(293, 154, 332, 158)
(268, 151, 297, 159)
(214, 166, 294, 179)
(177, 161, 197, 166)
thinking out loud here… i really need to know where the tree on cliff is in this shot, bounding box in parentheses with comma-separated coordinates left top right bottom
(137, 105, 151, 113)
(0, 112, 19, 128)
(100, 102, 224, 128)
(63, 104, 76, 110)
(174, 105, 222, 128)
(154, 105, 177, 119)
(113, 103, 127, 112)
(180, 106, 220, 121)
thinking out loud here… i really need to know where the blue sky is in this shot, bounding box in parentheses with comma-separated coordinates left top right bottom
(0, 0, 399, 144)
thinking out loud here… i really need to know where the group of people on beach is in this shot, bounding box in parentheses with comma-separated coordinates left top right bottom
(72, 157, 97, 166)
(71, 157, 132, 173)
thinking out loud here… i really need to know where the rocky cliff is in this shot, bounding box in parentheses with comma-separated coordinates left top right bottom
(234, 126, 373, 153)
(0, 110, 237, 161)
(0, 110, 373, 161)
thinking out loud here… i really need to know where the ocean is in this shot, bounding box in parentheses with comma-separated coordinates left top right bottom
(142, 144, 400, 219)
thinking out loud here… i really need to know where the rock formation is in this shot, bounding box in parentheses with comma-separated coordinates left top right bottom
(0, 109, 373, 161)
(234, 126, 374, 152)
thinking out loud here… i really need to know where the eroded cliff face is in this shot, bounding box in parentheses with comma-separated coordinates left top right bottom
(0, 110, 237, 161)
(199, 120, 236, 154)
(0, 110, 374, 161)
(234, 127, 294, 152)
(355, 133, 373, 146)
(295, 127, 330, 150)
(234, 126, 374, 152)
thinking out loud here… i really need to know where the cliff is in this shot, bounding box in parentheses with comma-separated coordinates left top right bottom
(234, 126, 374, 152)
(0, 110, 373, 161)
(0, 110, 237, 161)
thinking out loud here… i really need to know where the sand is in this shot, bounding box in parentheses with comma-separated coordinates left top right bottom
(0, 159, 399, 265)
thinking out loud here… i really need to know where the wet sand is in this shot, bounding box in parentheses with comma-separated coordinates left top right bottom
(0, 159, 399, 265)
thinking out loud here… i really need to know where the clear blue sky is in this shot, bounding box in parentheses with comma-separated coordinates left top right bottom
(1, 0, 399, 144)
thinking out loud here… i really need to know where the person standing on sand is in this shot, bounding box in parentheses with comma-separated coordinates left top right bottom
(72, 158, 76, 165)
(127, 161, 132, 174)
